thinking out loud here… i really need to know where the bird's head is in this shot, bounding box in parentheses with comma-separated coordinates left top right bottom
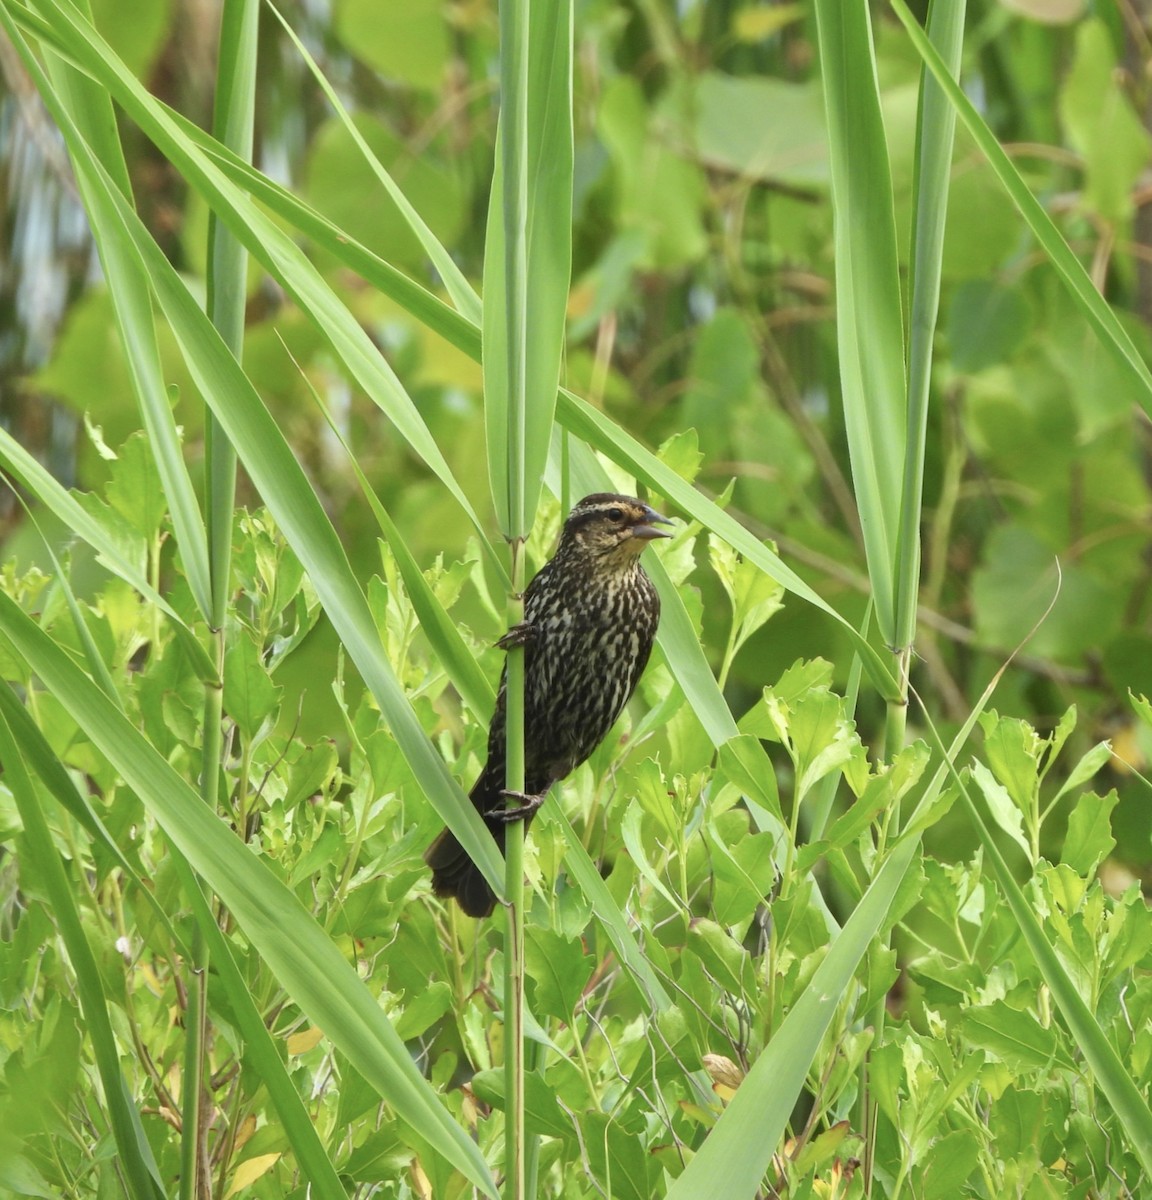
(559, 493, 674, 562)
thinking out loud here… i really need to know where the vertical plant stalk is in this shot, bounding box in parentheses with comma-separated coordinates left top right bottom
(503, 541, 528, 1199)
(185, 3, 259, 1196)
(868, 1, 967, 1185)
(495, 0, 531, 539)
(483, 0, 570, 1189)
(205, 0, 258, 615)
(894, 0, 968, 659)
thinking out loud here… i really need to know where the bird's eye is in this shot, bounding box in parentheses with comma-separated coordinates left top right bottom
(606, 507, 624, 521)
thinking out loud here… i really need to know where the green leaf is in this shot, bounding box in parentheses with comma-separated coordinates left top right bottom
(980, 712, 1044, 814)
(717, 734, 784, 824)
(970, 761, 1031, 859)
(948, 280, 1033, 373)
(961, 1001, 1075, 1073)
(597, 77, 708, 268)
(680, 72, 827, 188)
(333, 0, 449, 91)
(394, 982, 454, 1041)
(920, 1128, 981, 1199)
(1061, 790, 1118, 876)
(1060, 19, 1152, 221)
(223, 630, 280, 739)
(582, 1112, 652, 1200)
(524, 928, 593, 1022)
(813, 0, 907, 646)
(1054, 740, 1113, 802)
(470, 1069, 573, 1141)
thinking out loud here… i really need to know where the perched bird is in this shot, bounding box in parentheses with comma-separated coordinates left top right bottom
(425, 493, 672, 917)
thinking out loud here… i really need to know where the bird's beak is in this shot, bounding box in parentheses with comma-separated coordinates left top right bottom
(631, 508, 674, 541)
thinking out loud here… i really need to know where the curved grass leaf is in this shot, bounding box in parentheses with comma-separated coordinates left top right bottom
(896, 0, 967, 651)
(664, 835, 918, 1199)
(891, 0, 1152, 406)
(0, 10, 508, 902)
(265, 0, 481, 326)
(36, 6, 213, 625)
(15, 0, 504, 580)
(0, 590, 498, 1197)
(812, 0, 907, 650)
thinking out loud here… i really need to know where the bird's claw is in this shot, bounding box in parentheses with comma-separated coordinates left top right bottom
(496, 622, 538, 651)
(494, 790, 546, 823)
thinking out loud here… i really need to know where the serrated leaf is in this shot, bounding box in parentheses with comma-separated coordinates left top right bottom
(970, 761, 1031, 858)
(524, 928, 593, 1021)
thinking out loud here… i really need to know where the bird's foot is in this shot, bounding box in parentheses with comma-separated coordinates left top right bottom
(494, 790, 546, 823)
(495, 622, 538, 651)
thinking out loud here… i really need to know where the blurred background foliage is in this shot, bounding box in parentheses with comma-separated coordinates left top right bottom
(3, 0, 1152, 867)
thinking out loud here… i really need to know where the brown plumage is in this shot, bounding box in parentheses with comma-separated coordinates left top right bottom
(425, 493, 671, 917)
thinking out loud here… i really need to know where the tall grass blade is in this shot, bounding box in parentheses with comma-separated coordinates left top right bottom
(484, 0, 573, 538)
(891, 0, 1152, 405)
(895, 0, 967, 653)
(484, 1, 573, 1194)
(265, 0, 482, 324)
(204, 0, 257, 621)
(0, 8, 506, 896)
(812, 0, 907, 650)
(35, 2, 213, 623)
(665, 836, 918, 1199)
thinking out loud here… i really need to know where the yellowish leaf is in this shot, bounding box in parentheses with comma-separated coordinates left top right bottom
(225, 1153, 281, 1197)
(286, 1026, 324, 1055)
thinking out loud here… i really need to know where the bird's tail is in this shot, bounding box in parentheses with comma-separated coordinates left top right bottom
(424, 820, 505, 918)
(425, 763, 508, 918)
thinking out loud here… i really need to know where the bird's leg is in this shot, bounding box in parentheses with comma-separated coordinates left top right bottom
(495, 622, 538, 651)
(494, 789, 548, 823)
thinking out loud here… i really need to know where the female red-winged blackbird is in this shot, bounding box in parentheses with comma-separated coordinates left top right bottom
(425, 493, 672, 917)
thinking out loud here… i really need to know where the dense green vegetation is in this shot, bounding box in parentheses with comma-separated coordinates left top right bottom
(1, 0, 1152, 1196)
